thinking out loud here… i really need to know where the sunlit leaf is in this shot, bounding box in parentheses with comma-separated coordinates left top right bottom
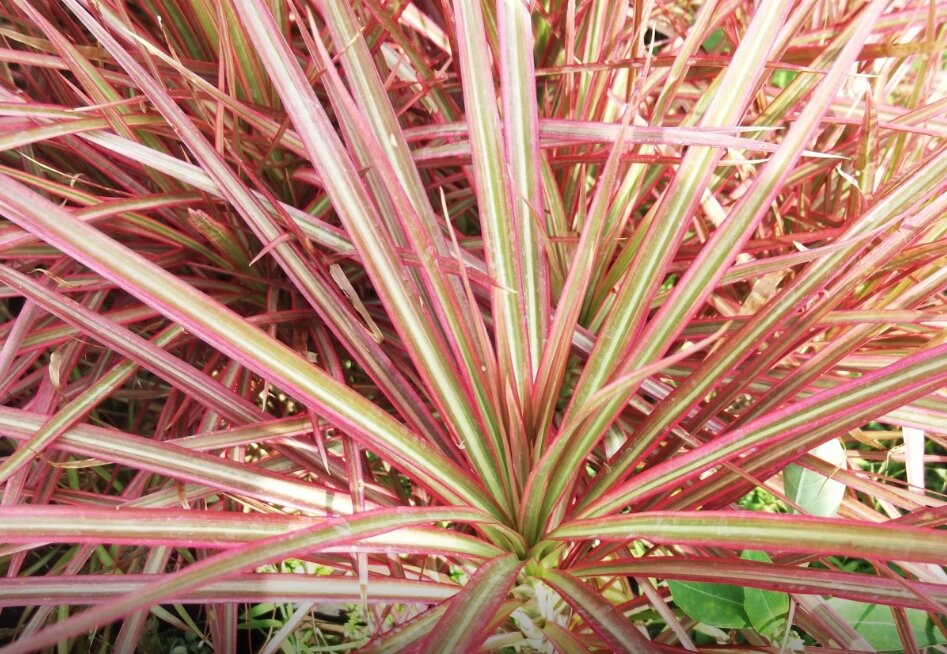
(0, 0, 943, 650)
(826, 598, 947, 652)
(784, 438, 847, 517)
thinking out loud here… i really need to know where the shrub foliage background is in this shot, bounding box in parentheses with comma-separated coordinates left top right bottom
(0, 0, 945, 651)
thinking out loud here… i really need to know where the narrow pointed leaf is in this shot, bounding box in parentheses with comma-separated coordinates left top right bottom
(552, 512, 947, 564)
(419, 553, 522, 653)
(538, 568, 653, 653)
(571, 557, 947, 610)
(0, 508, 491, 654)
(0, 170, 499, 517)
(0, 574, 459, 607)
(454, 0, 531, 395)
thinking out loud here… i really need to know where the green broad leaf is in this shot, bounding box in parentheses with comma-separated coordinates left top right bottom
(784, 438, 847, 517)
(668, 551, 790, 637)
(702, 28, 726, 53)
(741, 551, 789, 641)
(668, 580, 749, 629)
(771, 69, 799, 88)
(827, 598, 947, 651)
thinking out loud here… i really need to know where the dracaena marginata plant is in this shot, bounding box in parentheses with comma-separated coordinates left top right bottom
(0, 0, 945, 652)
